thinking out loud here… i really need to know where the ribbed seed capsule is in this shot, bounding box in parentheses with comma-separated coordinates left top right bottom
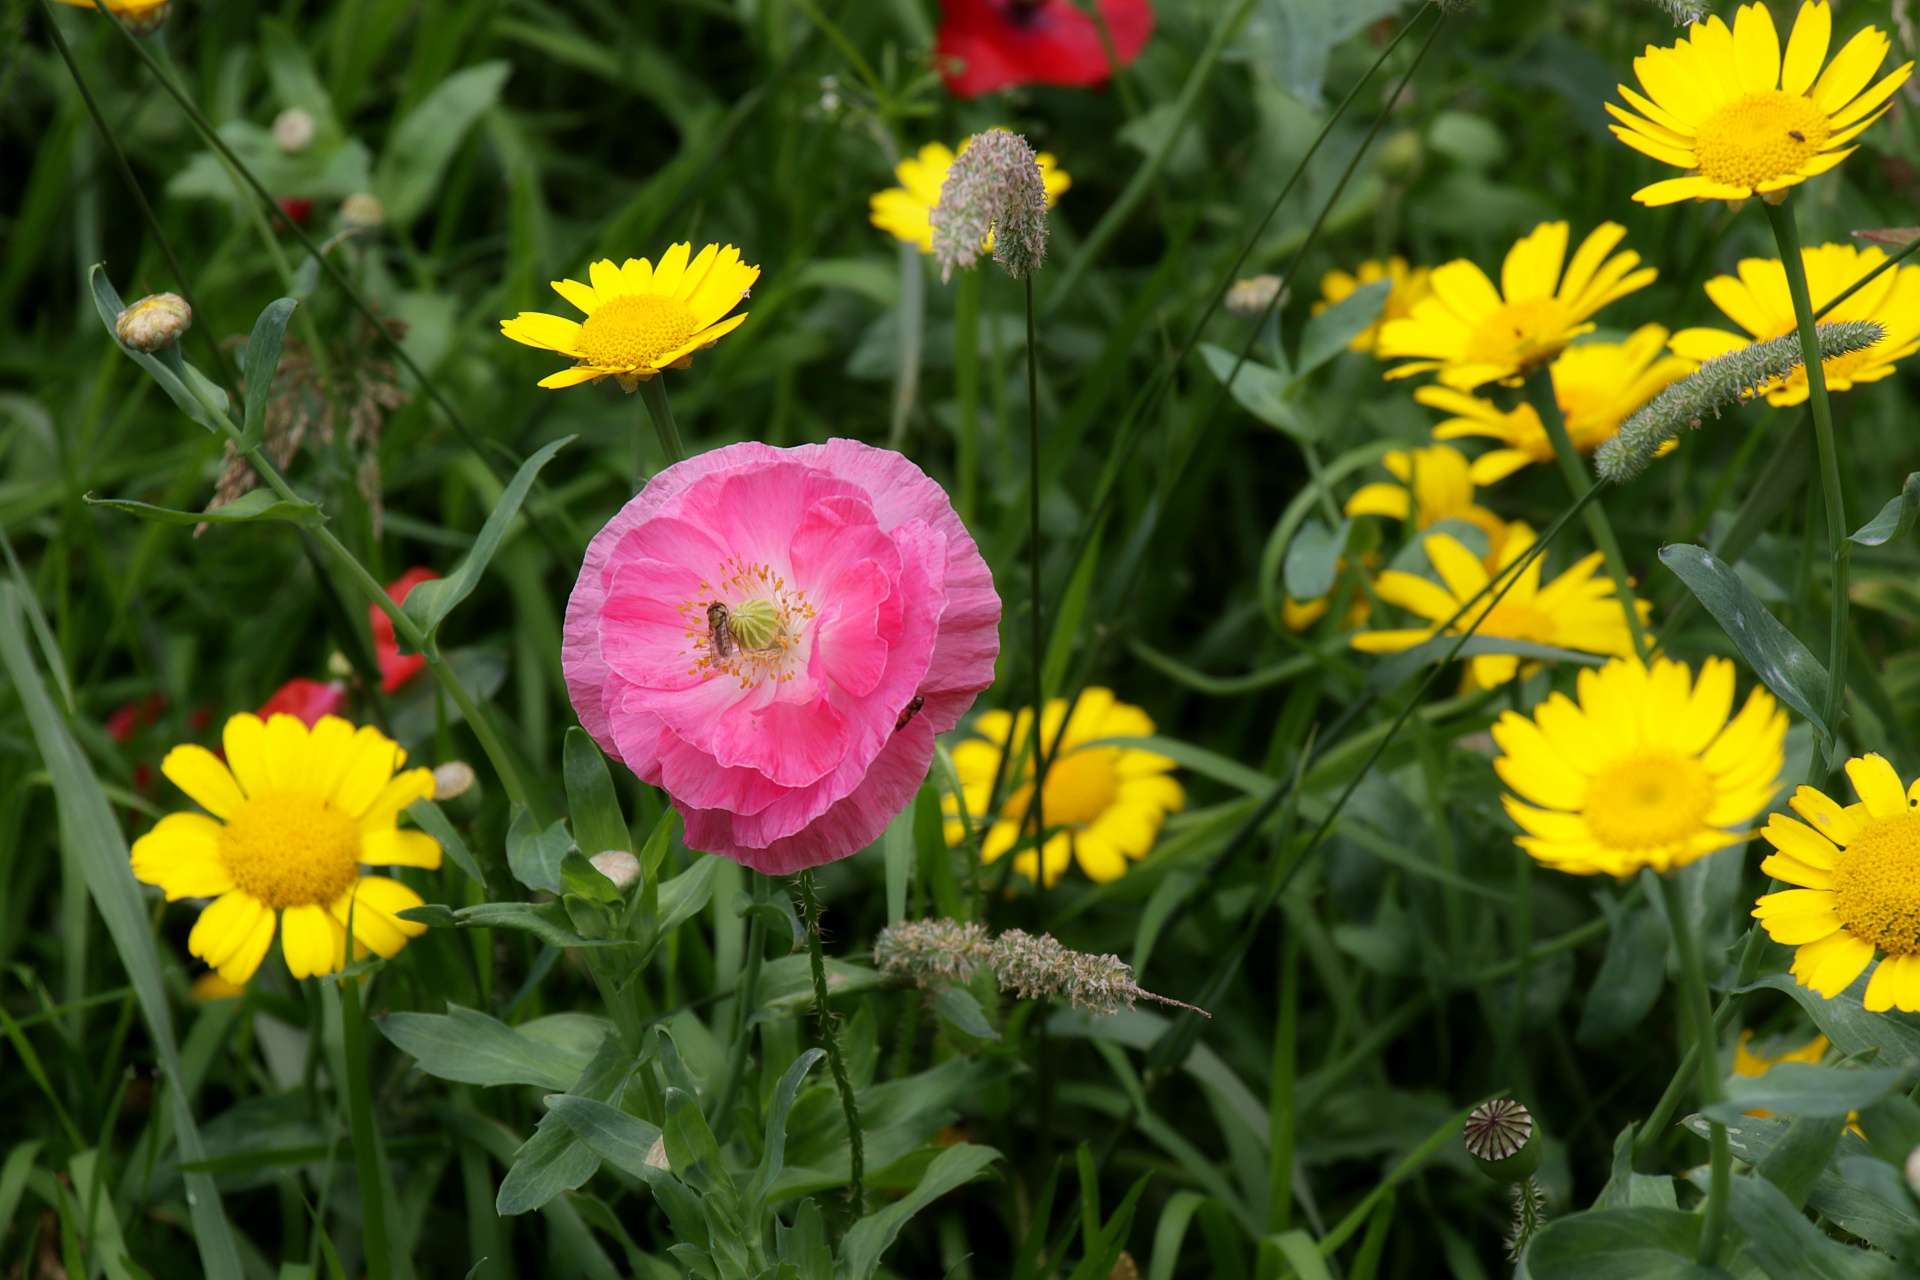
(1464, 1098, 1542, 1182)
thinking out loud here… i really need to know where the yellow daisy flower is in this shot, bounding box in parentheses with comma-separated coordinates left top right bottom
(1492, 656, 1785, 876)
(944, 688, 1183, 888)
(1313, 256, 1434, 353)
(1609, 2, 1912, 206)
(1753, 753, 1920, 1013)
(1376, 222, 1657, 390)
(1669, 243, 1920, 406)
(1352, 523, 1651, 691)
(500, 243, 760, 392)
(1423, 325, 1697, 482)
(870, 140, 1070, 254)
(131, 713, 441, 984)
(1343, 444, 1511, 562)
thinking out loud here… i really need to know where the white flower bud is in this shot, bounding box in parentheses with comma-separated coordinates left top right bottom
(432, 761, 476, 801)
(340, 193, 385, 230)
(589, 850, 641, 892)
(1905, 1144, 1920, 1197)
(644, 1135, 670, 1169)
(114, 293, 192, 353)
(272, 108, 316, 154)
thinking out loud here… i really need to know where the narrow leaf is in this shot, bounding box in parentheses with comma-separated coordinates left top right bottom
(1294, 277, 1390, 379)
(86, 487, 323, 528)
(240, 299, 297, 451)
(1848, 472, 1920, 547)
(1658, 542, 1830, 736)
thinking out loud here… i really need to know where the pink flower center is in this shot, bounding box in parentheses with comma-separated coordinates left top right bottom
(679, 555, 818, 691)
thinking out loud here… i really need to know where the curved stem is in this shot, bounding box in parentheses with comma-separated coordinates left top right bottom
(796, 869, 863, 1218)
(1763, 197, 1848, 777)
(1658, 873, 1728, 1267)
(638, 377, 687, 472)
(1524, 367, 1651, 660)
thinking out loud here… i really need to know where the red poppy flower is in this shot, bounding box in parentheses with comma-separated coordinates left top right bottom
(275, 197, 314, 226)
(373, 567, 438, 694)
(256, 677, 348, 726)
(935, 0, 1154, 98)
(106, 693, 169, 744)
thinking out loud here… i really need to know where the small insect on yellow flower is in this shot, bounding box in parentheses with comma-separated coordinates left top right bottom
(1753, 754, 1920, 1012)
(1314, 257, 1433, 353)
(1669, 243, 1920, 406)
(1493, 656, 1785, 876)
(943, 688, 1182, 887)
(1610, 2, 1913, 206)
(1352, 524, 1650, 691)
(131, 713, 442, 984)
(1343, 443, 1511, 561)
(1422, 325, 1697, 482)
(500, 243, 760, 392)
(1376, 221, 1656, 390)
(870, 139, 1070, 255)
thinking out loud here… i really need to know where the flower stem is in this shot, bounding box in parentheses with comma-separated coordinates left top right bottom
(887, 243, 926, 452)
(335, 975, 392, 1280)
(1025, 277, 1048, 900)
(796, 869, 863, 1218)
(1524, 367, 1651, 661)
(955, 270, 982, 525)
(1762, 197, 1848, 777)
(1657, 872, 1728, 1267)
(711, 872, 770, 1140)
(638, 377, 687, 474)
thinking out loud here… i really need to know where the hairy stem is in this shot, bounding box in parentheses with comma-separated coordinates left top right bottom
(797, 869, 863, 1217)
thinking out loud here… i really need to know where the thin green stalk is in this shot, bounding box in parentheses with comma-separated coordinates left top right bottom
(336, 975, 392, 1280)
(638, 377, 687, 472)
(887, 243, 926, 451)
(1813, 233, 1920, 321)
(1525, 367, 1651, 660)
(954, 270, 982, 524)
(797, 869, 863, 1218)
(1658, 873, 1728, 1267)
(711, 873, 771, 1140)
(1496, 846, 1534, 1084)
(1763, 198, 1848, 776)
(1266, 920, 1300, 1233)
(1024, 277, 1047, 906)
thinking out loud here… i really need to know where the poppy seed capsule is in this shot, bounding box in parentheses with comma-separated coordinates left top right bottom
(589, 850, 642, 892)
(114, 293, 191, 353)
(432, 761, 476, 801)
(1464, 1099, 1541, 1183)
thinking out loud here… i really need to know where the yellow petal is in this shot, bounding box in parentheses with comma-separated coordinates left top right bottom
(360, 828, 443, 869)
(281, 903, 346, 979)
(357, 768, 437, 834)
(550, 277, 599, 316)
(130, 813, 232, 900)
(538, 366, 605, 389)
(1811, 26, 1891, 114)
(1344, 483, 1412, 520)
(261, 713, 311, 793)
(588, 259, 624, 298)
(1846, 753, 1909, 820)
(332, 876, 427, 957)
(1492, 713, 1590, 810)
(1732, 1, 1782, 93)
(651, 242, 693, 296)
(1780, 0, 1832, 96)
(223, 714, 271, 799)
(1791, 928, 1874, 998)
(162, 745, 247, 819)
(333, 728, 404, 818)
(500, 312, 584, 354)
(189, 891, 268, 971)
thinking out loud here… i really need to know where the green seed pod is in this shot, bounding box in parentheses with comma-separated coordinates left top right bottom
(1376, 128, 1424, 182)
(1465, 1099, 1541, 1183)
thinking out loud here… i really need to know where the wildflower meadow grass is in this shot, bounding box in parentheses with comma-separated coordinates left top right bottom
(17, 0, 1920, 1275)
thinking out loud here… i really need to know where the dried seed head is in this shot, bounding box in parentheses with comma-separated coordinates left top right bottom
(432, 761, 476, 801)
(874, 918, 994, 984)
(115, 293, 191, 353)
(930, 129, 1051, 283)
(1648, 0, 1708, 22)
(1465, 1099, 1542, 1183)
(340, 193, 386, 230)
(589, 850, 642, 892)
(1225, 276, 1286, 319)
(874, 918, 1208, 1017)
(1595, 321, 1887, 483)
(273, 108, 316, 154)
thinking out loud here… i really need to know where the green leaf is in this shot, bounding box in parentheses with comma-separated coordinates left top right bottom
(1658, 543, 1830, 737)
(1596, 1126, 1677, 1210)
(1853, 1092, 1920, 1166)
(1576, 899, 1667, 1046)
(240, 299, 297, 452)
(663, 1087, 725, 1195)
(1364, 634, 1611, 692)
(402, 435, 573, 641)
(883, 806, 915, 926)
(932, 986, 999, 1042)
(1256, 1231, 1334, 1280)
(1283, 518, 1348, 601)
(545, 1095, 664, 1180)
(1742, 974, 1920, 1068)
(88, 266, 230, 433)
(495, 1030, 635, 1216)
(835, 1144, 1001, 1280)
(1757, 1113, 1847, 1211)
(1723, 1172, 1890, 1280)
(507, 803, 574, 895)
(564, 729, 629, 860)
(748, 1049, 826, 1215)
(1706, 1063, 1903, 1124)
(1294, 278, 1391, 379)
(0, 589, 244, 1279)
(1084, 733, 1272, 796)
(0, 1141, 42, 1245)
(402, 799, 486, 888)
(378, 1005, 589, 1091)
(1197, 343, 1319, 442)
(85, 487, 323, 529)
(1849, 472, 1920, 547)
(658, 856, 721, 938)
(1681, 1112, 1915, 1254)
(561, 851, 623, 906)
(1523, 1207, 1721, 1279)
(373, 63, 511, 226)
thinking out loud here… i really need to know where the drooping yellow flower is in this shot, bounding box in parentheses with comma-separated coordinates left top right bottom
(1376, 222, 1656, 390)
(1313, 257, 1434, 353)
(870, 140, 1070, 254)
(132, 713, 441, 984)
(1343, 444, 1510, 562)
(944, 688, 1183, 887)
(1753, 754, 1920, 1013)
(1423, 326, 1697, 482)
(1669, 243, 1920, 406)
(1493, 657, 1784, 876)
(1352, 524, 1650, 690)
(500, 243, 759, 392)
(1609, 2, 1912, 206)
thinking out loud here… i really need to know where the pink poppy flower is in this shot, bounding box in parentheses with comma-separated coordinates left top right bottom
(935, 0, 1154, 99)
(373, 567, 438, 693)
(564, 440, 1000, 874)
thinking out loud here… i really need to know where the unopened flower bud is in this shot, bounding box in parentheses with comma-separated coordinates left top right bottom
(1377, 128, 1424, 182)
(589, 850, 641, 892)
(432, 761, 476, 801)
(115, 293, 192, 353)
(1225, 275, 1286, 319)
(1905, 1144, 1920, 1197)
(340, 193, 385, 230)
(273, 108, 316, 154)
(645, 1135, 671, 1169)
(1464, 1098, 1542, 1183)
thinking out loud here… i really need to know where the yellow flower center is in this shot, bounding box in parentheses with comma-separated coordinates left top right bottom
(1039, 749, 1120, 828)
(1465, 298, 1576, 373)
(218, 791, 362, 910)
(1581, 751, 1713, 852)
(1480, 601, 1555, 644)
(577, 294, 699, 370)
(1694, 92, 1831, 191)
(1833, 813, 1920, 956)
(682, 557, 816, 691)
